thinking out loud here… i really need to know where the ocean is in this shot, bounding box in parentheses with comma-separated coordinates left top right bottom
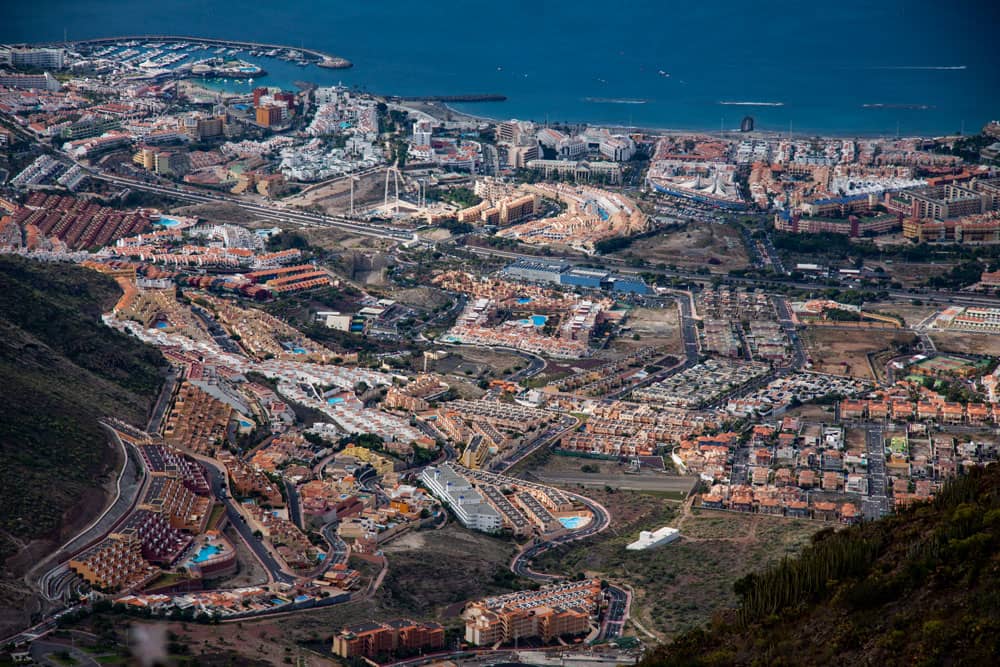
(4, 0, 999, 136)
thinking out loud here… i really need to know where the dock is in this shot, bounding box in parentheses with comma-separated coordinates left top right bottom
(26, 34, 353, 69)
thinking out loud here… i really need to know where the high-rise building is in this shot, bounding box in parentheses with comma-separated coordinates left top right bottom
(412, 119, 433, 146)
(10, 47, 65, 70)
(740, 115, 755, 132)
(256, 105, 283, 127)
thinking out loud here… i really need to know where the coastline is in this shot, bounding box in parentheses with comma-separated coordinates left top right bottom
(434, 102, 961, 141)
(36, 33, 970, 141)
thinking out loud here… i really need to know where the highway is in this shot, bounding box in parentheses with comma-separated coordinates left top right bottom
(85, 169, 415, 241)
(78, 162, 1000, 313)
(460, 244, 1000, 308)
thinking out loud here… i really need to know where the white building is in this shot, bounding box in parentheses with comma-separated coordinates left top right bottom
(10, 47, 66, 70)
(419, 464, 503, 533)
(626, 526, 679, 550)
(413, 119, 433, 147)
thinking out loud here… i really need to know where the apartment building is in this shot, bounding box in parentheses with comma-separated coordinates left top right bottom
(69, 533, 159, 592)
(419, 464, 503, 533)
(142, 474, 212, 534)
(162, 381, 234, 454)
(332, 619, 445, 659)
(463, 579, 601, 646)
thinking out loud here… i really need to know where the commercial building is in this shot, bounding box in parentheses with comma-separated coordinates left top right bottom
(419, 464, 503, 533)
(502, 258, 569, 284)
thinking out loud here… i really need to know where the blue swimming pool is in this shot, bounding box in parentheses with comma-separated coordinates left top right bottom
(559, 516, 584, 529)
(531, 315, 548, 326)
(517, 297, 532, 304)
(154, 321, 168, 329)
(154, 216, 181, 227)
(192, 544, 222, 563)
(327, 397, 345, 405)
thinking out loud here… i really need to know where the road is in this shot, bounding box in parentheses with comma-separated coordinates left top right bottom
(460, 244, 1000, 308)
(285, 479, 303, 530)
(507, 488, 631, 640)
(605, 294, 699, 401)
(491, 414, 579, 473)
(532, 473, 696, 494)
(199, 457, 297, 584)
(862, 424, 892, 520)
(90, 170, 415, 241)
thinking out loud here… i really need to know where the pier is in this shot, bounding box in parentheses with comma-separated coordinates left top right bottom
(25, 34, 352, 69)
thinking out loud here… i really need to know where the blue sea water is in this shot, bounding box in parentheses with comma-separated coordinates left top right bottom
(5, 0, 999, 136)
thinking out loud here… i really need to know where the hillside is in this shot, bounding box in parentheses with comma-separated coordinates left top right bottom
(640, 466, 1000, 666)
(0, 256, 166, 635)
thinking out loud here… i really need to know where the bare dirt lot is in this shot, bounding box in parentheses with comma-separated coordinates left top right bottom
(802, 327, 917, 380)
(864, 301, 940, 328)
(613, 305, 684, 355)
(281, 169, 388, 216)
(376, 524, 524, 619)
(929, 331, 1000, 356)
(615, 222, 749, 273)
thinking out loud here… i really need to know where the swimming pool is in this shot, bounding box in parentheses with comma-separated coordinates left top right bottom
(154, 321, 168, 329)
(154, 216, 181, 227)
(517, 297, 532, 304)
(531, 315, 548, 326)
(192, 544, 222, 563)
(327, 397, 345, 405)
(559, 516, 586, 529)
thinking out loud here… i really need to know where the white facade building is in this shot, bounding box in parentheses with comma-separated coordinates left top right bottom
(626, 526, 679, 550)
(420, 464, 503, 533)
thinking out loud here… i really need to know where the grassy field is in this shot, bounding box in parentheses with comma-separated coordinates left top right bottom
(801, 327, 916, 380)
(614, 223, 749, 273)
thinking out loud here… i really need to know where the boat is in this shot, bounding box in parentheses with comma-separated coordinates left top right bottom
(718, 100, 784, 107)
(658, 70, 670, 77)
(584, 97, 648, 104)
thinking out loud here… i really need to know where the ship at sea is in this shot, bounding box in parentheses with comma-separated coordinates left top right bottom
(584, 97, 648, 104)
(862, 103, 935, 110)
(719, 101, 784, 107)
